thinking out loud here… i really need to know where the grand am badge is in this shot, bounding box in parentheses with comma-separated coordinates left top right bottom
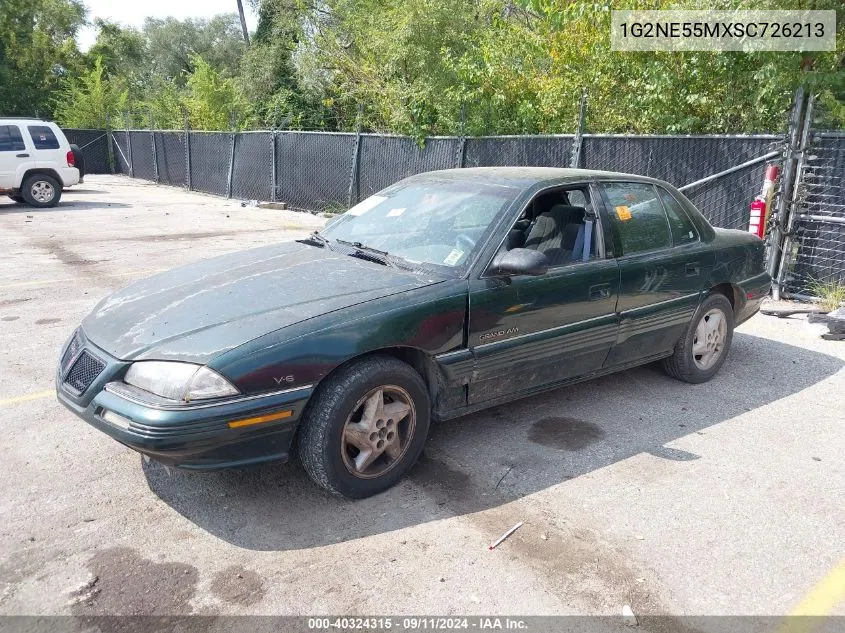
(479, 327, 519, 342)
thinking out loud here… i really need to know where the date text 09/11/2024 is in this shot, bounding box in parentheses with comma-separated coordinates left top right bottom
(307, 617, 528, 630)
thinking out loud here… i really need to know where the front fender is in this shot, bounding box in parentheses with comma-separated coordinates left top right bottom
(209, 281, 468, 396)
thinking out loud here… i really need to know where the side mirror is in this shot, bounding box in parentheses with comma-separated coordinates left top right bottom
(493, 248, 549, 277)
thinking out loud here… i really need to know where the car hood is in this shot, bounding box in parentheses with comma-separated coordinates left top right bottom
(82, 241, 442, 363)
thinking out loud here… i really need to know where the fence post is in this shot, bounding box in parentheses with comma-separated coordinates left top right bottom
(455, 102, 467, 168)
(125, 116, 134, 178)
(774, 92, 815, 299)
(150, 113, 159, 183)
(347, 103, 364, 207)
(184, 109, 192, 191)
(271, 132, 277, 202)
(226, 132, 236, 199)
(768, 86, 807, 299)
(105, 116, 115, 174)
(569, 88, 587, 168)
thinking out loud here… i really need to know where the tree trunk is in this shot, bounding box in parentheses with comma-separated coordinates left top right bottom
(236, 0, 250, 45)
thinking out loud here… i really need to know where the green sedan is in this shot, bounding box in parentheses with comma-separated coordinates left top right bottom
(56, 167, 771, 498)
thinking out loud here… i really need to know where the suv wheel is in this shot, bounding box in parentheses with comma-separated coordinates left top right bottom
(21, 174, 62, 208)
(298, 355, 430, 498)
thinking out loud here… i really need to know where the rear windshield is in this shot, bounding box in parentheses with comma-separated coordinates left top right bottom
(27, 125, 60, 150)
(0, 125, 26, 152)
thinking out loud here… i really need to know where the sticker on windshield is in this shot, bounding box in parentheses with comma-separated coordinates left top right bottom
(386, 207, 406, 217)
(346, 195, 387, 216)
(444, 249, 464, 266)
(615, 205, 632, 221)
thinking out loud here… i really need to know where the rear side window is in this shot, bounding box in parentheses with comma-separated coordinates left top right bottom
(27, 125, 60, 150)
(0, 125, 26, 152)
(600, 182, 671, 255)
(659, 188, 698, 245)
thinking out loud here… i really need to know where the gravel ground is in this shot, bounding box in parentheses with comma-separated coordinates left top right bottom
(1, 176, 843, 620)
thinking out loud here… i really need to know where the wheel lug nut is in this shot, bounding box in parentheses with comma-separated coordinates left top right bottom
(386, 431, 395, 441)
(369, 432, 378, 441)
(377, 440, 384, 449)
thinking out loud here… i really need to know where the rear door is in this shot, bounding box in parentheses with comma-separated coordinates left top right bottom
(596, 180, 712, 367)
(25, 124, 63, 169)
(466, 183, 620, 404)
(0, 124, 28, 189)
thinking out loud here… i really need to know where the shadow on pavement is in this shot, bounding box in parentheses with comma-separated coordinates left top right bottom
(143, 330, 843, 551)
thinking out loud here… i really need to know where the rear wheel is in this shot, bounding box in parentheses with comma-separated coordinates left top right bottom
(21, 174, 62, 208)
(298, 355, 430, 498)
(662, 293, 734, 384)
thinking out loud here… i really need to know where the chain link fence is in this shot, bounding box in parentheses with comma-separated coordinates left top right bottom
(777, 113, 845, 298)
(69, 127, 788, 235)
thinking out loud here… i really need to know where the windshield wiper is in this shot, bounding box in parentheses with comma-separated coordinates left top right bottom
(300, 231, 331, 248)
(334, 238, 393, 266)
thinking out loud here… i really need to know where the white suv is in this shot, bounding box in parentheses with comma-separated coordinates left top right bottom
(0, 118, 80, 208)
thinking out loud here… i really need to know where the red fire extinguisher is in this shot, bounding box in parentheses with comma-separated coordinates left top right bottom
(748, 164, 779, 239)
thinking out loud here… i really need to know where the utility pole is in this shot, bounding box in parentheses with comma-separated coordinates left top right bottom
(236, 0, 250, 45)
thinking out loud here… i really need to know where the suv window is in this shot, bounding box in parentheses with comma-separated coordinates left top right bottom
(27, 125, 60, 150)
(658, 188, 698, 245)
(601, 182, 671, 255)
(0, 125, 26, 152)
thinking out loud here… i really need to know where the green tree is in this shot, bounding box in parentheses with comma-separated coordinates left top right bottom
(184, 54, 251, 129)
(53, 57, 128, 128)
(143, 15, 247, 85)
(0, 0, 86, 118)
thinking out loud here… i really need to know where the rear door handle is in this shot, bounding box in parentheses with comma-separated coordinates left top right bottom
(685, 262, 700, 276)
(16, 153, 29, 158)
(589, 284, 611, 300)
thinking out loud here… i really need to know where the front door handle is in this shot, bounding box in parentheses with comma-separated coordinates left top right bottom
(589, 284, 611, 300)
(685, 262, 700, 276)
(16, 153, 29, 158)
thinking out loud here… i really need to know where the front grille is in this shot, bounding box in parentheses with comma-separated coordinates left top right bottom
(60, 331, 83, 374)
(65, 351, 106, 394)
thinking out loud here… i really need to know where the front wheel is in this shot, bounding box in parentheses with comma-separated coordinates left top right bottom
(298, 356, 430, 498)
(662, 293, 734, 384)
(21, 174, 62, 208)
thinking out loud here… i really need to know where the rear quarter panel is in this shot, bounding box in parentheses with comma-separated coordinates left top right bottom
(708, 228, 771, 324)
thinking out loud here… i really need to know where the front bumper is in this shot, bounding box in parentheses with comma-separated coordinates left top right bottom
(56, 337, 313, 470)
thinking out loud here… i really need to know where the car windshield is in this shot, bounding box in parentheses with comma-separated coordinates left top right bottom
(320, 179, 520, 270)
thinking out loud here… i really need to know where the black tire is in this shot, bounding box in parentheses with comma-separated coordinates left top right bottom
(21, 174, 62, 208)
(662, 293, 734, 384)
(298, 355, 431, 498)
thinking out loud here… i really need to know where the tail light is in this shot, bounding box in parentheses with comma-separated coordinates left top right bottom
(66, 150, 75, 167)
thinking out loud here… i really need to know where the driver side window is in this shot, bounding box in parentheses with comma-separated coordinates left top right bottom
(502, 186, 599, 268)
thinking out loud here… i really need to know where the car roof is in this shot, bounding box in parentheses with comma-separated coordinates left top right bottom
(407, 166, 665, 188)
(0, 117, 54, 124)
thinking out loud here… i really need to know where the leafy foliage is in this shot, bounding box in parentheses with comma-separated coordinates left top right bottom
(12, 0, 843, 135)
(0, 0, 86, 117)
(52, 57, 127, 127)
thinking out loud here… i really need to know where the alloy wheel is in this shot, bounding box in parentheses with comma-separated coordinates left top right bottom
(341, 385, 416, 479)
(30, 180, 55, 203)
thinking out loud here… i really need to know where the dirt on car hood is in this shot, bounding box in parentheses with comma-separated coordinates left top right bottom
(82, 240, 441, 363)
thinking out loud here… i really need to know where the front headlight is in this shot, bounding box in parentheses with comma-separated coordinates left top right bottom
(123, 361, 239, 402)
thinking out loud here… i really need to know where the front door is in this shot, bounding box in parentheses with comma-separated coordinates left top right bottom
(466, 184, 619, 405)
